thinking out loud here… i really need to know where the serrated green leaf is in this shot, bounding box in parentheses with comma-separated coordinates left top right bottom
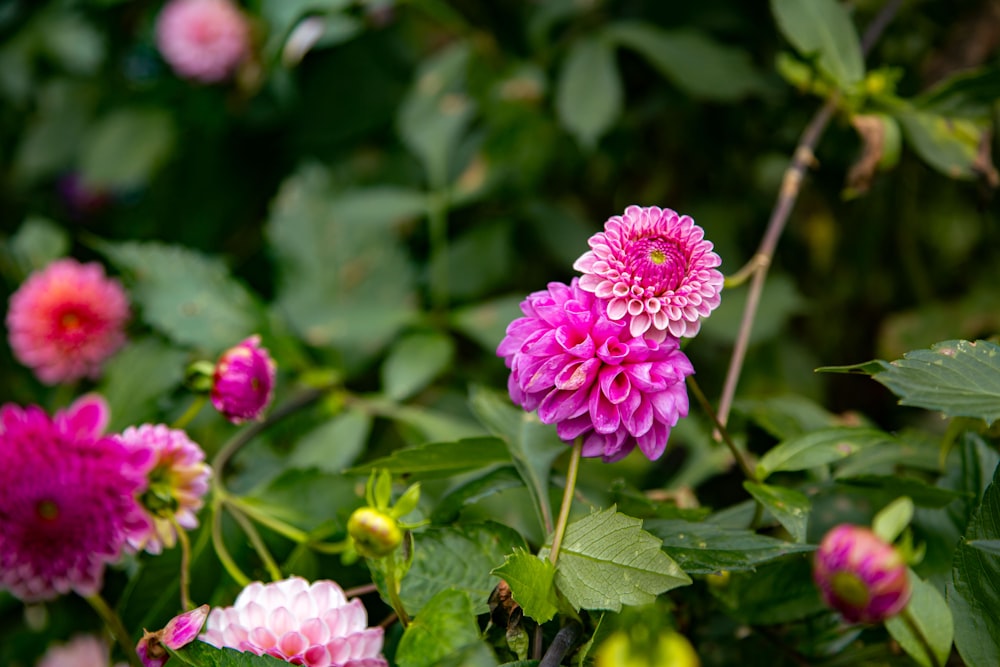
(646, 519, 815, 575)
(744, 482, 811, 543)
(430, 466, 525, 523)
(540, 507, 691, 612)
(395, 589, 489, 667)
(491, 548, 559, 623)
(400, 523, 527, 616)
(98, 337, 188, 431)
(886, 571, 953, 667)
(872, 496, 915, 544)
(96, 240, 265, 353)
(898, 112, 985, 181)
(169, 641, 289, 666)
(345, 437, 510, 479)
(770, 0, 864, 87)
(836, 475, 969, 508)
(948, 460, 1000, 667)
(757, 427, 896, 480)
(710, 555, 825, 624)
(288, 408, 372, 473)
(604, 22, 768, 100)
(870, 340, 1000, 424)
(80, 107, 175, 189)
(967, 539, 1000, 556)
(381, 331, 456, 401)
(555, 36, 622, 148)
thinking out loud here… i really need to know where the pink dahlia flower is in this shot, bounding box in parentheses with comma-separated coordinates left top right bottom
(813, 524, 911, 624)
(200, 576, 387, 667)
(155, 0, 251, 84)
(211, 335, 276, 424)
(0, 395, 151, 602)
(138, 604, 210, 667)
(573, 205, 723, 340)
(38, 634, 127, 667)
(7, 258, 130, 385)
(497, 279, 694, 462)
(117, 424, 211, 555)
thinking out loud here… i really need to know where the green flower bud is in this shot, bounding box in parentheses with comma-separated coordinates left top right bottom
(347, 507, 403, 558)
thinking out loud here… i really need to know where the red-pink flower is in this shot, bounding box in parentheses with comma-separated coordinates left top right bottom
(497, 279, 693, 462)
(155, 0, 251, 84)
(0, 395, 151, 602)
(574, 205, 723, 340)
(118, 424, 211, 555)
(200, 576, 387, 667)
(211, 335, 276, 424)
(813, 524, 911, 624)
(6, 258, 129, 385)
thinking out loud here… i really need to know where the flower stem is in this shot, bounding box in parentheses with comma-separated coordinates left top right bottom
(225, 499, 284, 582)
(548, 439, 583, 566)
(687, 376, 758, 484)
(226, 495, 310, 543)
(85, 593, 142, 667)
(171, 395, 207, 430)
(900, 606, 942, 667)
(172, 517, 194, 610)
(211, 496, 251, 587)
(383, 554, 412, 628)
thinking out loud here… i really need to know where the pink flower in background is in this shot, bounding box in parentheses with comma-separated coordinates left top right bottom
(813, 524, 911, 624)
(211, 335, 276, 424)
(7, 258, 130, 385)
(497, 279, 693, 462)
(138, 605, 210, 667)
(200, 576, 387, 667)
(573, 205, 723, 340)
(118, 424, 211, 555)
(156, 0, 251, 83)
(0, 395, 151, 602)
(37, 634, 126, 667)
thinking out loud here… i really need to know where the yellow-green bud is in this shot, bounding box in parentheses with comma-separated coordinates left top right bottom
(347, 507, 403, 558)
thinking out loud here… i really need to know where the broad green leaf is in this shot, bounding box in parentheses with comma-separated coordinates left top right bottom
(5, 216, 69, 275)
(397, 42, 475, 186)
(437, 220, 515, 300)
(837, 475, 969, 508)
(381, 331, 456, 401)
(646, 519, 814, 574)
(948, 460, 1000, 667)
(449, 294, 525, 353)
(872, 496, 915, 544)
(491, 548, 559, 623)
(968, 539, 1000, 556)
(79, 107, 175, 189)
(469, 386, 566, 537)
(886, 572, 953, 667)
(898, 111, 985, 181)
(345, 437, 511, 479)
(770, 0, 865, 87)
(555, 35, 622, 148)
(539, 507, 691, 612)
(400, 523, 527, 616)
(604, 22, 768, 100)
(915, 66, 1000, 120)
(734, 394, 841, 440)
(96, 240, 265, 353)
(169, 641, 287, 666)
(288, 408, 372, 473)
(98, 337, 188, 431)
(391, 406, 486, 444)
(246, 469, 361, 532)
(13, 80, 95, 183)
(395, 589, 493, 667)
(42, 13, 104, 74)
(757, 427, 896, 480)
(744, 482, 811, 543)
(710, 555, 825, 624)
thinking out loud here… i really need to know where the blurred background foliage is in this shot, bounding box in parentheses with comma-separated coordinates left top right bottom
(0, 0, 999, 664)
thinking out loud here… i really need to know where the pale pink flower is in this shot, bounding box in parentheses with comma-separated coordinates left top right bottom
(0, 395, 151, 602)
(37, 634, 127, 667)
(574, 205, 723, 339)
(137, 605, 210, 667)
(156, 0, 251, 83)
(7, 258, 129, 385)
(497, 279, 693, 462)
(200, 576, 387, 667)
(211, 335, 276, 424)
(117, 424, 211, 555)
(813, 524, 910, 624)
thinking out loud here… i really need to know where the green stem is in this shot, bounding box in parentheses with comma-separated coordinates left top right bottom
(687, 376, 758, 484)
(548, 439, 582, 566)
(211, 496, 251, 587)
(900, 606, 942, 667)
(383, 553, 412, 628)
(172, 395, 207, 430)
(172, 517, 193, 610)
(85, 593, 143, 667)
(225, 499, 283, 582)
(226, 495, 310, 543)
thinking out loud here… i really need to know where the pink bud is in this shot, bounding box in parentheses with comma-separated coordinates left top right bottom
(211, 335, 276, 424)
(137, 605, 210, 667)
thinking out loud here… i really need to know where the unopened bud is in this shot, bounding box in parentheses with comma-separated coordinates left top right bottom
(348, 507, 403, 558)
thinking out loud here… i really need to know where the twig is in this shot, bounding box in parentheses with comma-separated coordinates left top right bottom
(539, 623, 581, 667)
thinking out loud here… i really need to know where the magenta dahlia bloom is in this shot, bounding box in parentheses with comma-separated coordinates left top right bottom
(38, 634, 127, 667)
(7, 258, 130, 385)
(813, 524, 911, 624)
(117, 424, 211, 555)
(0, 395, 151, 602)
(200, 576, 387, 667)
(138, 604, 210, 667)
(155, 0, 251, 84)
(573, 205, 723, 340)
(497, 279, 694, 462)
(211, 335, 276, 424)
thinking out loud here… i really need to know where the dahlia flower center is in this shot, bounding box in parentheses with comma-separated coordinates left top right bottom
(35, 499, 60, 522)
(830, 571, 869, 609)
(626, 237, 687, 292)
(141, 467, 180, 517)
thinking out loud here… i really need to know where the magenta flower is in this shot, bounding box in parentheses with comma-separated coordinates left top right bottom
(200, 576, 387, 667)
(38, 634, 126, 667)
(813, 524, 911, 624)
(155, 0, 251, 84)
(573, 205, 723, 340)
(117, 424, 211, 555)
(211, 335, 276, 424)
(0, 395, 151, 602)
(7, 258, 130, 385)
(138, 604, 210, 667)
(497, 279, 694, 462)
